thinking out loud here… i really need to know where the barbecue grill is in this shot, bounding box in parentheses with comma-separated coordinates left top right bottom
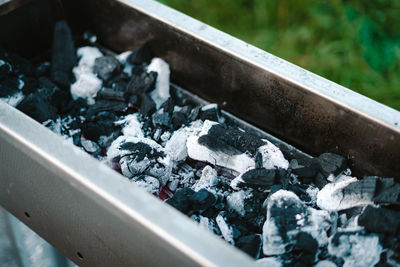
(1, 0, 399, 266)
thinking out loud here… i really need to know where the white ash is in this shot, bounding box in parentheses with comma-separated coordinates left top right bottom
(314, 260, 337, 267)
(147, 58, 170, 109)
(71, 46, 103, 104)
(116, 51, 134, 75)
(164, 120, 203, 162)
(81, 138, 101, 154)
(1, 91, 24, 107)
(305, 185, 319, 205)
(167, 179, 179, 192)
(159, 131, 171, 144)
(216, 213, 235, 245)
(132, 175, 160, 195)
(201, 103, 218, 111)
(192, 165, 218, 192)
(255, 257, 282, 267)
(226, 189, 253, 217)
(115, 114, 144, 138)
(317, 176, 374, 211)
(258, 141, 289, 169)
(328, 233, 382, 267)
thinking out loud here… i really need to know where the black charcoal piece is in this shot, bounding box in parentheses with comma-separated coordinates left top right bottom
(81, 119, 116, 142)
(198, 124, 265, 156)
(292, 232, 318, 266)
(190, 189, 217, 212)
(93, 55, 121, 81)
(373, 177, 400, 205)
(128, 94, 140, 107)
(51, 21, 76, 88)
(160, 98, 175, 114)
(166, 188, 195, 213)
(314, 172, 328, 189)
(0, 60, 11, 81)
(16, 93, 57, 122)
(21, 76, 39, 95)
(293, 164, 319, 178)
(128, 44, 152, 65)
(317, 153, 347, 176)
(0, 47, 35, 76)
(236, 234, 263, 258)
(35, 61, 51, 77)
(85, 100, 127, 118)
(152, 111, 171, 127)
(97, 87, 125, 102)
(172, 111, 187, 130)
(287, 184, 311, 203)
(139, 94, 156, 116)
(241, 168, 276, 188)
(0, 76, 19, 97)
(358, 206, 400, 235)
(126, 68, 157, 95)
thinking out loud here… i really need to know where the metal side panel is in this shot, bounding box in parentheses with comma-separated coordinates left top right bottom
(67, 0, 400, 178)
(0, 102, 255, 266)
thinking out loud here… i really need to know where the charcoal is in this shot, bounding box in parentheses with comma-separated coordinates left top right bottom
(85, 100, 127, 118)
(128, 94, 140, 107)
(97, 87, 125, 102)
(139, 93, 156, 115)
(51, 21, 76, 88)
(172, 111, 187, 130)
(293, 164, 318, 179)
(160, 98, 175, 114)
(16, 93, 57, 122)
(291, 232, 318, 266)
(358, 206, 400, 235)
(35, 61, 51, 77)
(317, 153, 347, 177)
(0, 59, 12, 81)
(373, 177, 400, 205)
(241, 168, 276, 188)
(93, 55, 121, 81)
(166, 188, 195, 213)
(128, 44, 152, 65)
(0, 47, 35, 76)
(21, 76, 39, 95)
(314, 172, 328, 189)
(287, 184, 311, 203)
(190, 189, 217, 212)
(192, 165, 218, 192)
(0, 76, 19, 97)
(317, 176, 376, 211)
(81, 119, 116, 142)
(81, 138, 101, 155)
(199, 104, 221, 122)
(216, 212, 235, 244)
(152, 110, 171, 127)
(188, 106, 201, 121)
(126, 68, 157, 95)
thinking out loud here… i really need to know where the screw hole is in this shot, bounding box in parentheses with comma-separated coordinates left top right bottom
(24, 212, 30, 218)
(77, 252, 83, 260)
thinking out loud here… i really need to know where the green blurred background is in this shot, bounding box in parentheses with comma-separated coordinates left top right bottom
(158, 0, 400, 110)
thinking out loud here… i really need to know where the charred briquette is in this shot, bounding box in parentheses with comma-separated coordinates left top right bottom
(85, 100, 127, 118)
(139, 93, 156, 116)
(93, 55, 121, 81)
(291, 232, 319, 266)
(317, 153, 347, 177)
(236, 235, 262, 258)
(0, 76, 19, 97)
(127, 44, 152, 65)
(190, 189, 217, 212)
(314, 172, 328, 189)
(16, 92, 58, 122)
(51, 21, 76, 89)
(97, 87, 125, 102)
(373, 177, 400, 206)
(241, 168, 276, 188)
(166, 188, 196, 213)
(126, 68, 157, 95)
(358, 206, 400, 235)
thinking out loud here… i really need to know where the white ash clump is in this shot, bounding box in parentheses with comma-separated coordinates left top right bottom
(3, 32, 400, 266)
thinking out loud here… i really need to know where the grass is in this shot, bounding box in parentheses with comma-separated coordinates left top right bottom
(158, 0, 400, 110)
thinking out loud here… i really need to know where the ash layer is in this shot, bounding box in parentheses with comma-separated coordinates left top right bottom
(1, 21, 400, 266)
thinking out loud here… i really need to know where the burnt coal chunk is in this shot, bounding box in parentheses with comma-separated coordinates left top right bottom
(188, 106, 201, 121)
(0, 76, 19, 97)
(314, 172, 328, 189)
(140, 93, 156, 116)
(85, 100, 127, 118)
(0, 47, 35, 76)
(0, 60, 12, 81)
(373, 177, 400, 206)
(93, 55, 121, 81)
(199, 105, 221, 122)
(287, 184, 311, 203)
(81, 120, 116, 142)
(241, 168, 276, 188)
(128, 44, 152, 65)
(172, 111, 187, 130)
(166, 188, 195, 213)
(293, 162, 319, 179)
(16, 93, 57, 122)
(51, 21, 76, 88)
(316, 153, 347, 177)
(152, 111, 171, 128)
(35, 61, 51, 77)
(358, 206, 400, 235)
(190, 189, 217, 212)
(126, 68, 157, 95)
(21, 76, 39, 95)
(120, 142, 164, 161)
(291, 232, 318, 266)
(97, 87, 125, 102)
